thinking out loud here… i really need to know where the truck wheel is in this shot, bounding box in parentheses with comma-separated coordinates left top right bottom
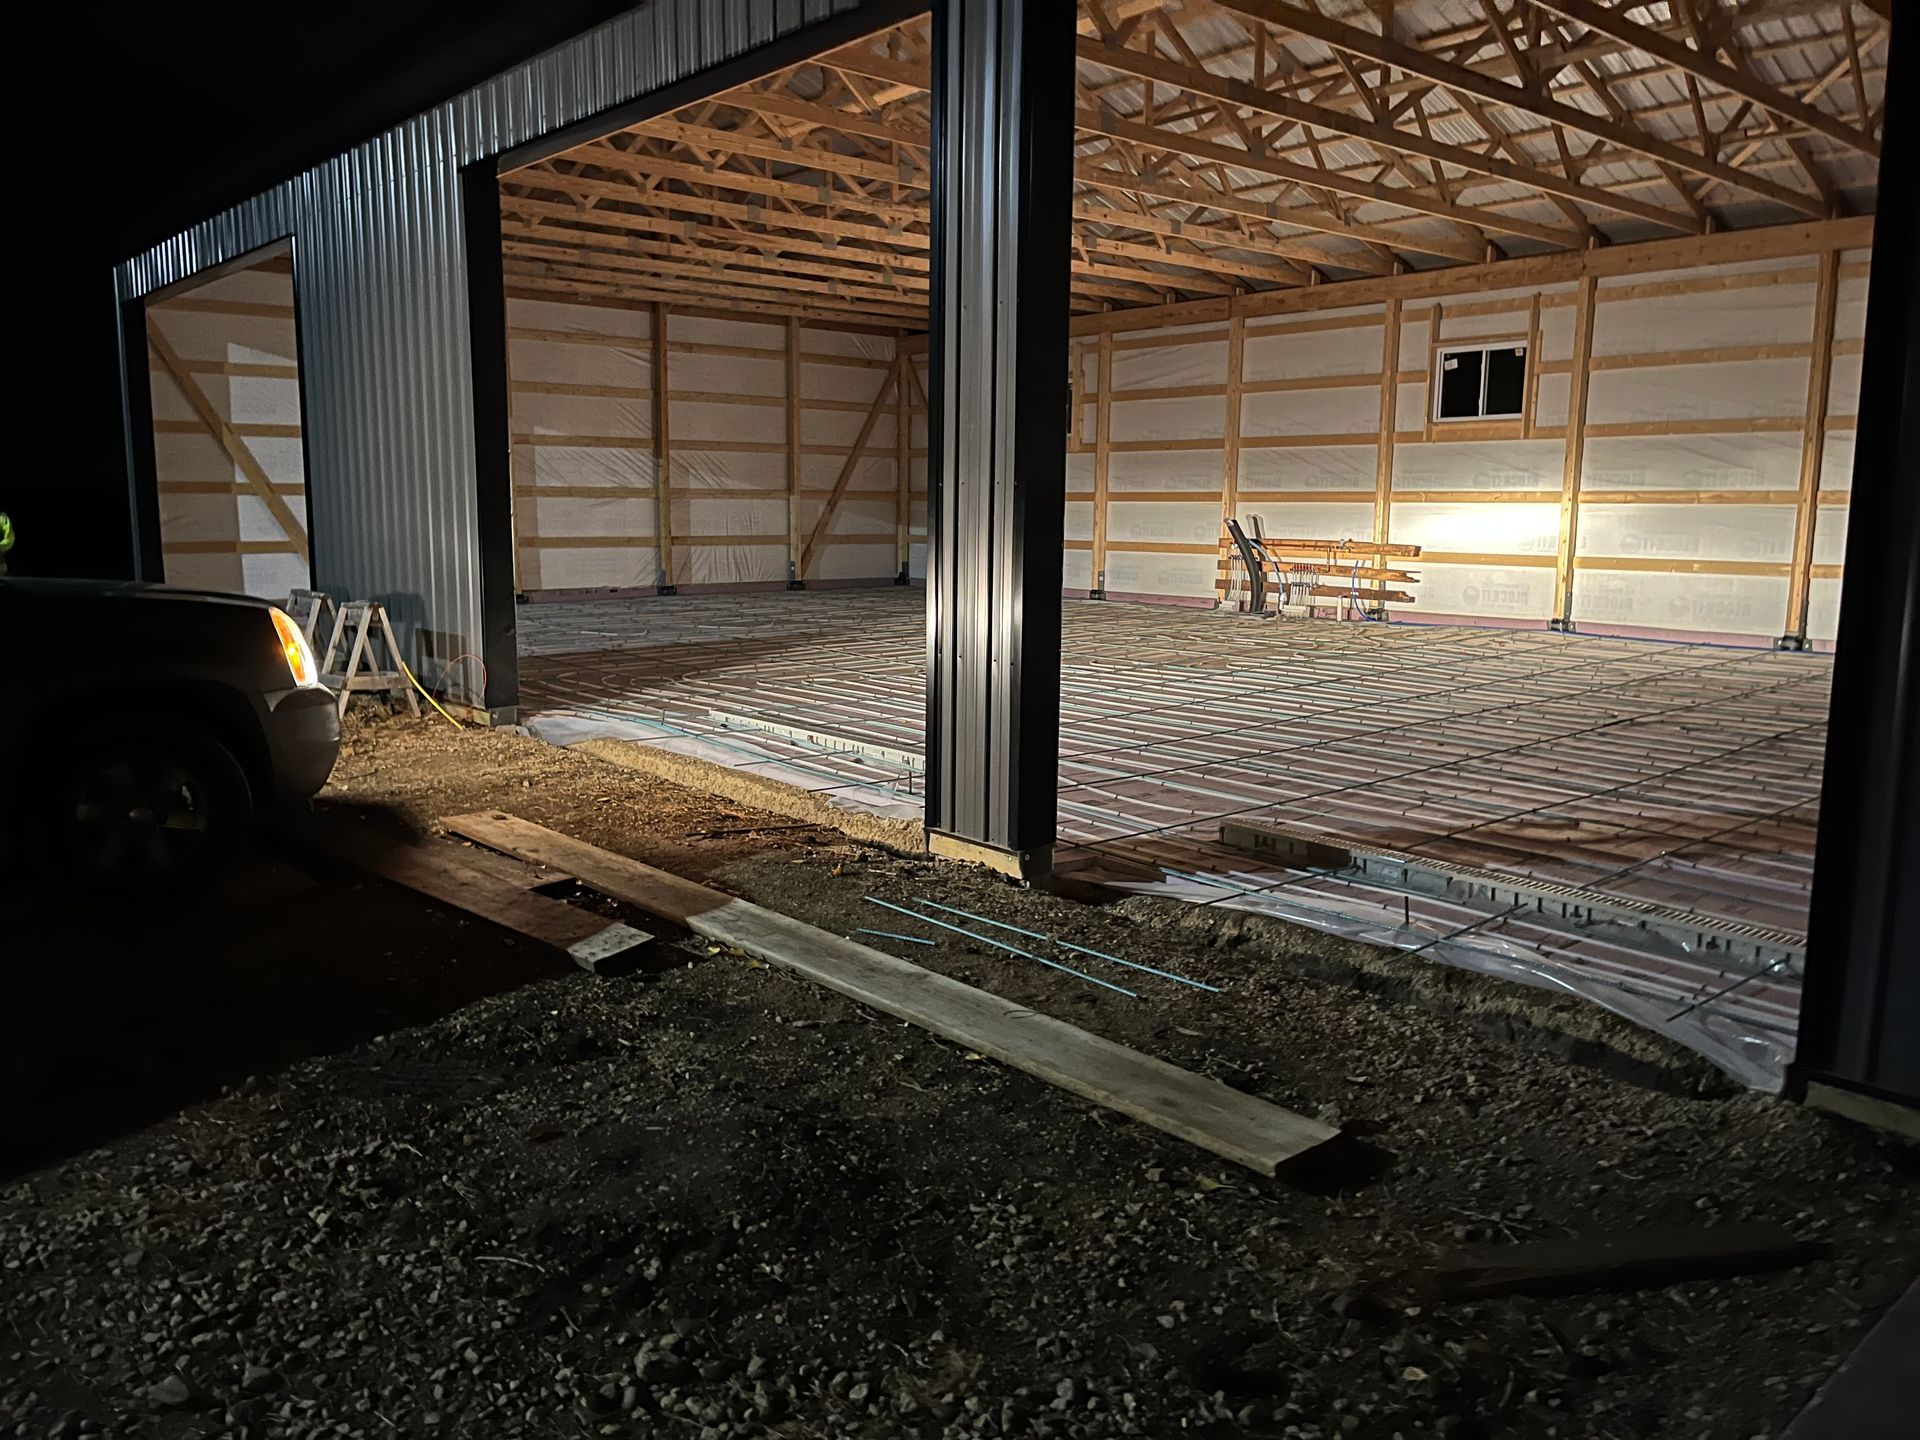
(57, 729, 252, 891)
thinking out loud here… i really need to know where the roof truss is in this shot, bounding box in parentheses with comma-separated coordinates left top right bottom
(499, 0, 1888, 326)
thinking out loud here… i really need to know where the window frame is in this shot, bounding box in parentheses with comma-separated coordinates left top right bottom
(1432, 338, 1531, 424)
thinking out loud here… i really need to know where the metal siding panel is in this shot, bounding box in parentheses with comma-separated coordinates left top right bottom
(115, 0, 871, 663)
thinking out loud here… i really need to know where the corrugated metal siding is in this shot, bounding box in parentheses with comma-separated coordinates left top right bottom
(115, 0, 870, 659)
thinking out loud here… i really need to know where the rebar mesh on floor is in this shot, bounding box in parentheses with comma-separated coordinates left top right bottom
(517, 589, 1828, 1087)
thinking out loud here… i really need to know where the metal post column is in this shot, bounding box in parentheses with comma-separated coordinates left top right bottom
(1790, 15, 1920, 1135)
(924, 0, 1072, 880)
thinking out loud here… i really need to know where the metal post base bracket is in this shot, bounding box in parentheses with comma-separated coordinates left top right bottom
(1549, 617, 1578, 634)
(1776, 633, 1811, 652)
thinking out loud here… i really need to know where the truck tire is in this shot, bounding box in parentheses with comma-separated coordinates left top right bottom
(55, 727, 253, 891)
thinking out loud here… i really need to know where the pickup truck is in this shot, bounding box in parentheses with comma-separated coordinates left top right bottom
(0, 579, 341, 887)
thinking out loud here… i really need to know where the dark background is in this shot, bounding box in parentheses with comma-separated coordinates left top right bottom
(5, 1, 637, 581)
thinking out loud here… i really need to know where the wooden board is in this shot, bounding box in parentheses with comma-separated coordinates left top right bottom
(303, 820, 653, 973)
(442, 810, 1339, 1175)
(1433, 1223, 1824, 1300)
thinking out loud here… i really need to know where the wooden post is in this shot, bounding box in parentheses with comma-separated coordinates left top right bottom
(1782, 249, 1841, 648)
(1422, 302, 1444, 444)
(1090, 332, 1113, 598)
(1522, 292, 1543, 439)
(786, 316, 803, 588)
(894, 350, 911, 582)
(1068, 341, 1084, 448)
(1551, 275, 1599, 630)
(1372, 297, 1403, 548)
(651, 301, 676, 593)
(1217, 313, 1247, 604)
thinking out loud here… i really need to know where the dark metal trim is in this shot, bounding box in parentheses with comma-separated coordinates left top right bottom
(115, 291, 163, 583)
(286, 236, 320, 591)
(1792, 13, 1919, 1109)
(142, 238, 295, 308)
(461, 161, 522, 715)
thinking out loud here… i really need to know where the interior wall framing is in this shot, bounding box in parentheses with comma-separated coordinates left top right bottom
(505, 295, 931, 594)
(144, 256, 311, 601)
(1059, 218, 1873, 646)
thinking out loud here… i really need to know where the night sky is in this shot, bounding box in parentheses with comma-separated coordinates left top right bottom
(9, 1, 636, 579)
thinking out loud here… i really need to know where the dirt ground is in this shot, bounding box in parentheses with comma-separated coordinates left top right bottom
(2, 710, 1915, 1440)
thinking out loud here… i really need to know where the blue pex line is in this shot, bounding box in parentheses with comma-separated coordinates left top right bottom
(862, 897, 1138, 998)
(910, 897, 1220, 994)
(852, 927, 936, 947)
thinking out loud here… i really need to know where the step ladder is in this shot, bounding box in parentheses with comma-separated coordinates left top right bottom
(319, 600, 420, 718)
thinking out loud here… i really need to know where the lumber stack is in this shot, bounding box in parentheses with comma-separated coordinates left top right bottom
(1225, 530, 1422, 615)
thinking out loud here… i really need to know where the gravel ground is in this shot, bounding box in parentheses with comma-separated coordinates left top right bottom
(2, 714, 1915, 1440)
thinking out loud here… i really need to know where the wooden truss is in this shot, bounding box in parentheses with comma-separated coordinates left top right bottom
(500, 1, 1888, 325)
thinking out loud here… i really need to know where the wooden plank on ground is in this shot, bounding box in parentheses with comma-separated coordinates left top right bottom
(442, 809, 1339, 1175)
(1432, 1223, 1824, 1300)
(307, 821, 652, 973)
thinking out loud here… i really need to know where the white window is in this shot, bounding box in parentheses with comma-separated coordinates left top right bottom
(1434, 341, 1529, 422)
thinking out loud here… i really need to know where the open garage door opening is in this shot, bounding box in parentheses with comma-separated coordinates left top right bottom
(484, 2, 1892, 1089)
(145, 244, 312, 601)
(495, 13, 934, 840)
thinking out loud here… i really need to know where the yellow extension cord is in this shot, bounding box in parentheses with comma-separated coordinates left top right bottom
(394, 656, 465, 730)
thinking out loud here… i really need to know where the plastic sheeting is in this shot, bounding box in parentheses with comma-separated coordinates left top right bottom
(1582, 433, 1804, 491)
(1061, 251, 1860, 635)
(1395, 439, 1564, 494)
(1576, 503, 1797, 564)
(1588, 358, 1811, 425)
(509, 296, 919, 593)
(1130, 875, 1790, 1091)
(1573, 571, 1790, 639)
(1237, 502, 1374, 543)
(1594, 269, 1821, 353)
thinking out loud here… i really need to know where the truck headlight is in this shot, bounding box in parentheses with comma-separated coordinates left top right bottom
(269, 607, 324, 688)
